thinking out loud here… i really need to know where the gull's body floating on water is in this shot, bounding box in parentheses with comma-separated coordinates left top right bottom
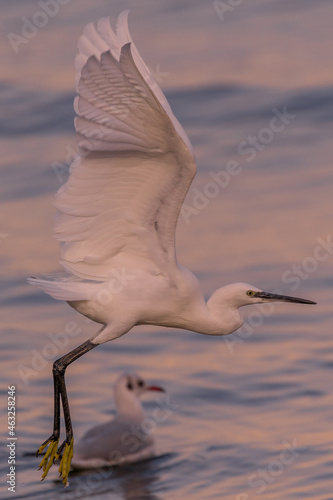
(72, 373, 164, 469)
(28, 11, 316, 486)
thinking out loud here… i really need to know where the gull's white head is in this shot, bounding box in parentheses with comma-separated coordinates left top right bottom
(114, 372, 164, 398)
(114, 372, 165, 419)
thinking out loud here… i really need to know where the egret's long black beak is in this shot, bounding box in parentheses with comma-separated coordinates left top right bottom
(254, 291, 316, 305)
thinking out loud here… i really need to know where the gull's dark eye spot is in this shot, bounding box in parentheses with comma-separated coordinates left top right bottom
(246, 290, 255, 297)
(127, 381, 133, 390)
(137, 380, 144, 387)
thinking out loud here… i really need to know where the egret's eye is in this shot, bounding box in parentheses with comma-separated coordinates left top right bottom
(127, 381, 133, 390)
(137, 380, 144, 387)
(246, 290, 255, 297)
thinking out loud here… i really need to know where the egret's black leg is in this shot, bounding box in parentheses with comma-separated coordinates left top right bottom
(36, 360, 62, 479)
(37, 339, 96, 486)
(54, 340, 96, 485)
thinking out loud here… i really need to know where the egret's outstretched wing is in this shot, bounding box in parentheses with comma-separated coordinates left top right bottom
(54, 12, 197, 280)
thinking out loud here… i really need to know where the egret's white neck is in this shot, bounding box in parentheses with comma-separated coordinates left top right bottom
(169, 292, 243, 336)
(204, 289, 244, 336)
(150, 286, 244, 336)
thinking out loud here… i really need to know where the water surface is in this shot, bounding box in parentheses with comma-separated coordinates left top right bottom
(1, 1, 332, 499)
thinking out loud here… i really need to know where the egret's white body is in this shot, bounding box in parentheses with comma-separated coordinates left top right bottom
(28, 11, 258, 343)
(72, 373, 164, 469)
(29, 12, 315, 485)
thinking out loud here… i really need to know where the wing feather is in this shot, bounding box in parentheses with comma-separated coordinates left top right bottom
(54, 13, 197, 280)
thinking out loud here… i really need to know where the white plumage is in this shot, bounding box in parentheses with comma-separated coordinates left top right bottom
(30, 11, 197, 317)
(30, 12, 315, 486)
(28, 10, 315, 343)
(28, 11, 314, 345)
(72, 372, 164, 469)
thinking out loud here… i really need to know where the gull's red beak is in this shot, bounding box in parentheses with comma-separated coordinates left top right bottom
(146, 385, 165, 392)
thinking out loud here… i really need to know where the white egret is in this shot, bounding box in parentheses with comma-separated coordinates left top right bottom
(28, 11, 315, 486)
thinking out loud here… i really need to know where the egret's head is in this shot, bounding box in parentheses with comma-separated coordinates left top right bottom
(207, 283, 316, 336)
(215, 283, 316, 308)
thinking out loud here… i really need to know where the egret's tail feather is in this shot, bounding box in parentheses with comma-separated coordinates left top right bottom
(27, 274, 99, 301)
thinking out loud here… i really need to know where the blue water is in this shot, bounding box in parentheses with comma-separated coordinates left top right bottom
(1, 1, 332, 499)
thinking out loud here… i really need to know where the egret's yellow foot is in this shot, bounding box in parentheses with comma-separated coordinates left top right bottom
(37, 438, 59, 480)
(57, 437, 74, 487)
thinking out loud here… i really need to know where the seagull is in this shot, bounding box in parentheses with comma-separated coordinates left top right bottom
(71, 373, 164, 469)
(28, 11, 316, 486)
